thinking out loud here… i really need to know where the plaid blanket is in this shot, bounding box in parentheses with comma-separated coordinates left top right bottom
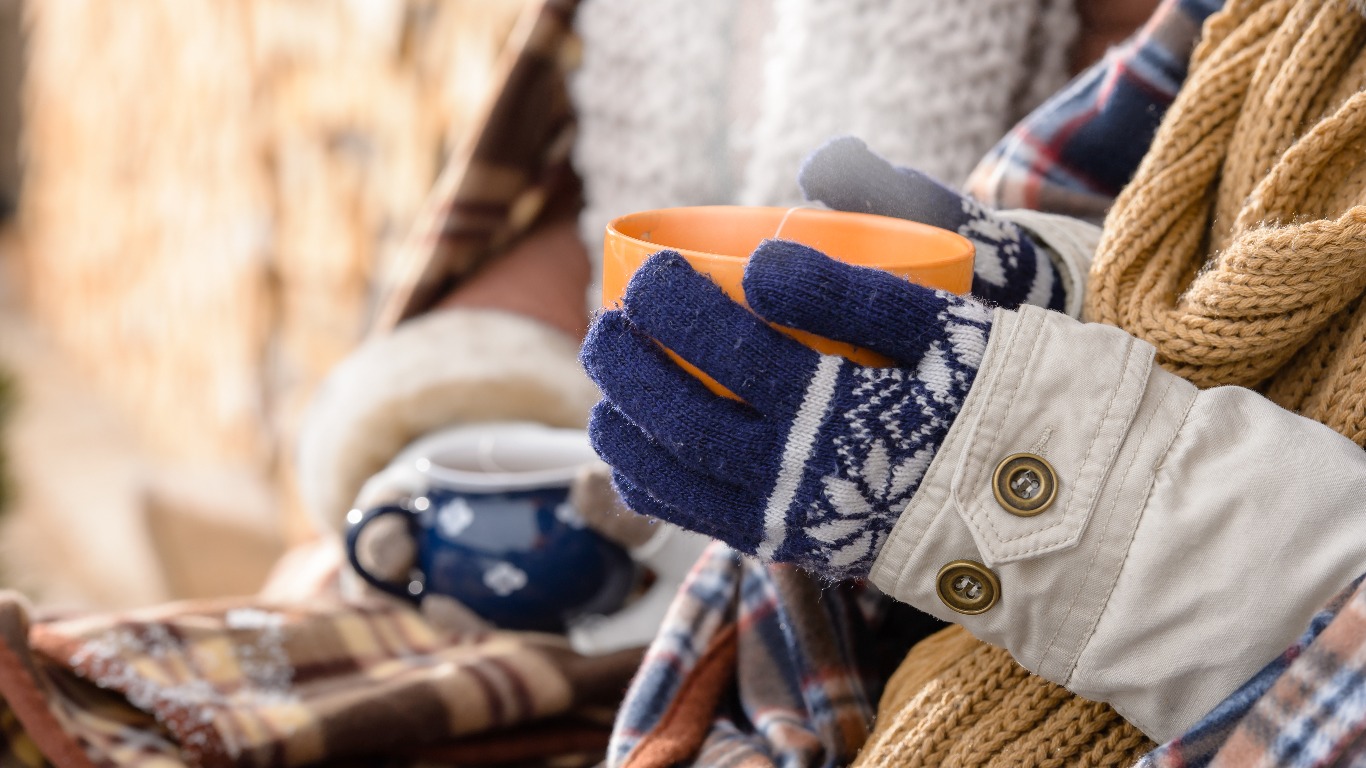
(607, 1, 1366, 765)
(283, 0, 1366, 763)
(0, 543, 640, 767)
(607, 542, 939, 768)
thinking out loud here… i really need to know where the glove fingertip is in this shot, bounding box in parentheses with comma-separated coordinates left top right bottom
(608, 471, 673, 526)
(631, 249, 692, 284)
(797, 136, 979, 231)
(798, 136, 904, 215)
(586, 400, 642, 469)
(797, 136, 871, 187)
(742, 239, 871, 326)
(621, 249, 719, 324)
(744, 236, 826, 282)
(579, 309, 632, 380)
(744, 238, 974, 367)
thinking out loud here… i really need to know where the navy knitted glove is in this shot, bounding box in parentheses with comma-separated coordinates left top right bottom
(581, 243, 992, 579)
(800, 136, 1067, 312)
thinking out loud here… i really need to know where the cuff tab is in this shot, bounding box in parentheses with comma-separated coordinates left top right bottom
(950, 306, 1154, 565)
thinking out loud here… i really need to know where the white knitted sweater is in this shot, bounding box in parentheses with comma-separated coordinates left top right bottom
(571, 0, 1078, 272)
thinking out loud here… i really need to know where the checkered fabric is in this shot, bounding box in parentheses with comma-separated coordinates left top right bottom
(605, 2, 1366, 765)
(218, 0, 1366, 764)
(966, 0, 1224, 219)
(0, 543, 637, 767)
(1139, 575, 1366, 768)
(369, 0, 584, 333)
(607, 541, 936, 768)
(603, 6, 1229, 761)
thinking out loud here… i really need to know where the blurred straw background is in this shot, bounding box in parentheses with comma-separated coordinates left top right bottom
(1, 0, 533, 608)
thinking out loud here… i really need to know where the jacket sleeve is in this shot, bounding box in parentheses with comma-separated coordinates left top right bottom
(868, 304, 1366, 742)
(295, 308, 599, 535)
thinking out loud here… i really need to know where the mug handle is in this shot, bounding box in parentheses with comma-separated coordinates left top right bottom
(345, 505, 420, 601)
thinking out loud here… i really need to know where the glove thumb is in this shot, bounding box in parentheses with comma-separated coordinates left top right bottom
(798, 135, 978, 228)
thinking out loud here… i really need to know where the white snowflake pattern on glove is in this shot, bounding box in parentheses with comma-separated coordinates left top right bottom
(582, 243, 990, 579)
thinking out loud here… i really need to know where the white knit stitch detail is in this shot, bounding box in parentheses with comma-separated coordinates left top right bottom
(945, 306, 992, 366)
(959, 208, 1026, 288)
(804, 354, 939, 567)
(828, 529, 875, 571)
(738, 0, 1078, 206)
(1024, 250, 1059, 309)
(918, 344, 954, 402)
(757, 355, 841, 560)
(996, 209, 1102, 319)
(948, 299, 994, 326)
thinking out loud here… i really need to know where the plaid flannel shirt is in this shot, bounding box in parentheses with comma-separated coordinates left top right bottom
(1140, 574, 1366, 768)
(967, 0, 1224, 221)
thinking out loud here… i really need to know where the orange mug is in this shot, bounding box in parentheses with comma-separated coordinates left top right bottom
(602, 205, 975, 397)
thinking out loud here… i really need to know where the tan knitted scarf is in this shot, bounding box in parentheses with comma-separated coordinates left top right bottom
(1089, 0, 1366, 444)
(855, 628, 1152, 767)
(859, 1, 1366, 764)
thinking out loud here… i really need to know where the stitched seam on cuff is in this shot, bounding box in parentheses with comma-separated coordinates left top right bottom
(968, 325, 1138, 549)
(1059, 376, 1196, 686)
(967, 309, 1049, 534)
(1042, 373, 1172, 674)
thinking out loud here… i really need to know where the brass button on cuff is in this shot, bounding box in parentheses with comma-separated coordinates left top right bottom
(993, 453, 1058, 517)
(936, 560, 1000, 615)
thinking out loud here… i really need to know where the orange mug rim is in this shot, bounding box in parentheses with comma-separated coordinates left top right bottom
(604, 205, 974, 268)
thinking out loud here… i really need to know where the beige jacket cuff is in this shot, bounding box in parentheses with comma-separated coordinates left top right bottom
(296, 309, 599, 535)
(869, 304, 1366, 741)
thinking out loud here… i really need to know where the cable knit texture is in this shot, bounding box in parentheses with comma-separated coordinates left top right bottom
(581, 244, 991, 579)
(1087, 0, 1366, 446)
(570, 0, 1079, 287)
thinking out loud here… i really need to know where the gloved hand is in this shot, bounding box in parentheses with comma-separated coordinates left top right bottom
(799, 136, 1066, 312)
(581, 243, 992, 579)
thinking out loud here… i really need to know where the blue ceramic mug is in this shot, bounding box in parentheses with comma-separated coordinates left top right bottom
(344, 423, 637, 633)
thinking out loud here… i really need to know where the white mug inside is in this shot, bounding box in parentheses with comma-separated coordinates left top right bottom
(395, 422, 598, 494)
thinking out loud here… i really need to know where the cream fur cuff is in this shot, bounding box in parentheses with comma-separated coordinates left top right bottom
(296, 309, 600, 535)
